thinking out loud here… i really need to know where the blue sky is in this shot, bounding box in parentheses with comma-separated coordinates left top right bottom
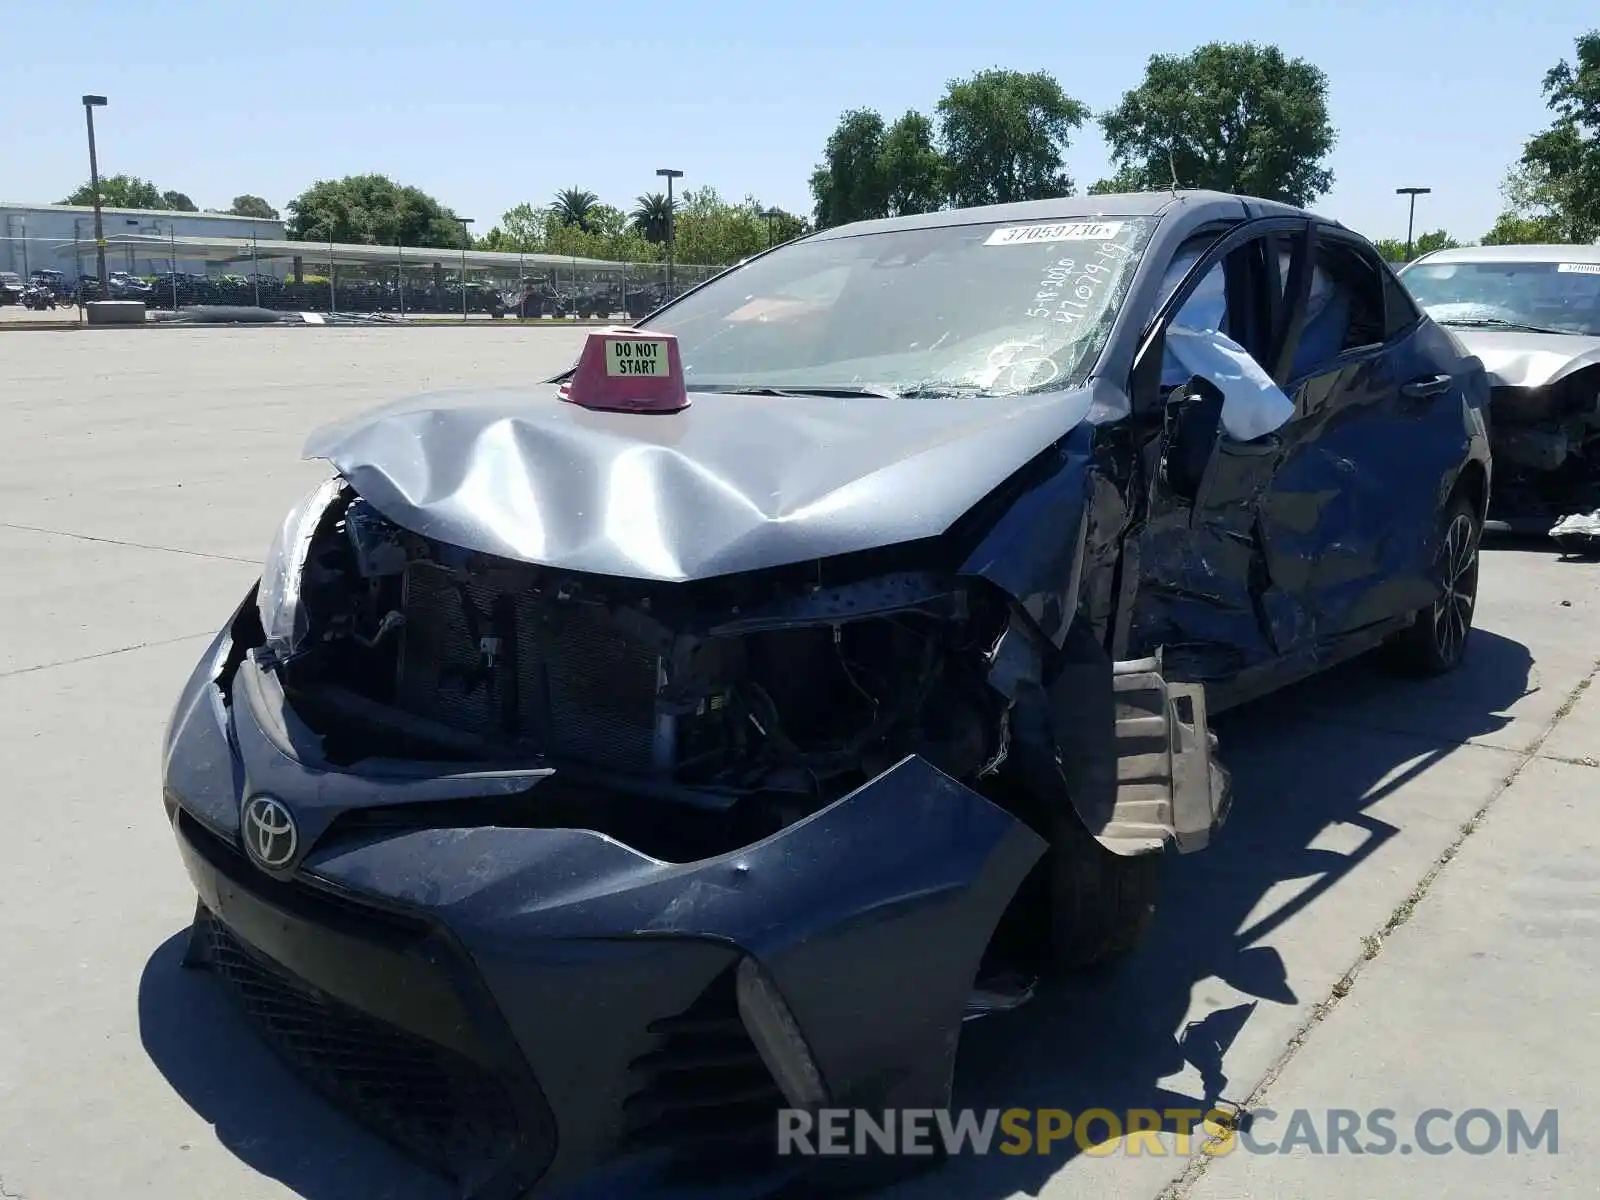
(3, 1, 1591, 243)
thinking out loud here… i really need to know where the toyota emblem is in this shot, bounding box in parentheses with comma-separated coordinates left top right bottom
(242, 796, 298, 869)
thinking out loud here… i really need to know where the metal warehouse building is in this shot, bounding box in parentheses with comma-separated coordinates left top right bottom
(0, 201, 285, 279)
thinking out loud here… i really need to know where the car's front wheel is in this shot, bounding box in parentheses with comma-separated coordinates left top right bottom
(1045, 811, 1162, 970)
(1384, 493, 1481, 675)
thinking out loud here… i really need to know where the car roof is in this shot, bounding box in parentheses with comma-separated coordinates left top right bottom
(807, 189, 1315, 240)
(1409, 243, 1600, 267)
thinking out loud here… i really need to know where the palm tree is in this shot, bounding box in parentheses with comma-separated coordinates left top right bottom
(552, 188, 599, 232)
(630, 192, 674, 244)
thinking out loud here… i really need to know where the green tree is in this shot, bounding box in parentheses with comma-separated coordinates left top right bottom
(1086, 167, 1149, 197)
(59, 174, 166, 209)
(162, 190, 198, 212)
(671, 188, 770, 265)
(1371, 230, 1460, 263)
(477, 203, 545, 252)
(228, 194, 279, 219)
(477, 192, 805, 267)
(1504, 33, 1600, 243)
(477, 202, 660, 263)
(937, 68, 1089, 206)
(880, 110, 945, 215)
(1096, 43, 1336, 205)
(809, 108, 891, 228)
(552, 188, 600, 231)
(285, 175, 467, 247)
(1482, 211, 1569, 245)
(761, 207, 809, 245)
(1481, 159, 1589, 246)
(631, 192, 674, 243)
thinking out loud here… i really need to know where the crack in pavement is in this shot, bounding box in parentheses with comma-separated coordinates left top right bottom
(0, 521, 258, 565)
(1155, 661, 1600, 1200)
(0, 630, 219, 679)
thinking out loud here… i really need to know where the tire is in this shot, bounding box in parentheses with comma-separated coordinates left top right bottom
(1383, 493, 1481, 676)
(1045, 810, 1162, 971)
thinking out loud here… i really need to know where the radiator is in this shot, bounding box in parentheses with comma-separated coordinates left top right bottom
(394, 563, 665, 772)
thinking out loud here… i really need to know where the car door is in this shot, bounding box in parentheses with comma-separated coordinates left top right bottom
(1257, 231, 1462, 642)
(1124, 217, 1314, 683)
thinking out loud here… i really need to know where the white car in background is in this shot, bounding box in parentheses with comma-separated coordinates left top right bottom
(1399, 244, 1600, 548)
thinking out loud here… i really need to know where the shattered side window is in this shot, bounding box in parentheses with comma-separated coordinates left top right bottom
(1153, 236, 1294, 441)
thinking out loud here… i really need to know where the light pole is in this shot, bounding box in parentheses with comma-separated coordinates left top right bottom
(1396, 186, 1431, 262)
(81, 95, 108, 296)
(759, 207, 782, 249)
(656, 168, 683, 293)
(168, 221, 179, 311)
(456, 217, 474, 320)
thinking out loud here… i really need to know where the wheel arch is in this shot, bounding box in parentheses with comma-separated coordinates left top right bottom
(1452, 459, 1490, 526)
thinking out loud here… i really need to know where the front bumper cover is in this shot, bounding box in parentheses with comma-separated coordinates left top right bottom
(162, 601, 1047, 1197)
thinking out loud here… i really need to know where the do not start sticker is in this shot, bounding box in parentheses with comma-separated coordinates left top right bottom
(985, 221, 1124, 246)
(605, 337, 669, 377)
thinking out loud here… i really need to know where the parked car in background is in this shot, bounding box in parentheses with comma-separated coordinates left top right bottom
(107, 270, 154, 301)
(0, 271, 23, 305)
(163, 191, 1489, 1199)
(1400, 244, 1600, 544)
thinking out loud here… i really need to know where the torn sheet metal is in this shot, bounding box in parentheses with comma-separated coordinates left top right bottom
(303, 384, 1098, 581)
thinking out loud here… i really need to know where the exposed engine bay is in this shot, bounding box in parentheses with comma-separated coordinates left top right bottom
(1488, 364, 1600, 539)
(274, 488, 1031, 861)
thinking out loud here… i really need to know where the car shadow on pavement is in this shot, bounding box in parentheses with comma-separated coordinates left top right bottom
(138, 629, 1532, 1200)
(137, 932, 454, 1200)
(885, 626, 1534, 1199)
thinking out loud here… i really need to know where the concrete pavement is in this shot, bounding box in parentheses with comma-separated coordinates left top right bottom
(1, 326, 1595, 1199)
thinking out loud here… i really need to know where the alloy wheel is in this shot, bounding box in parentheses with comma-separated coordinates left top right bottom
(1431, 512, 1479, 666)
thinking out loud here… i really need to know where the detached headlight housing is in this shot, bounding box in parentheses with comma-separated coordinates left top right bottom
(258, 476, 346, 662)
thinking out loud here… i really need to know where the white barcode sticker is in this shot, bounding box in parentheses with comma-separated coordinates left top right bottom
(1556, 262, 1600, 274)
(985, 222, 1124, 246)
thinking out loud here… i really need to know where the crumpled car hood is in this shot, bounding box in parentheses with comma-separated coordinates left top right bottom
(1443, 328, 1600, 389)
(304, 383, 1102, 581)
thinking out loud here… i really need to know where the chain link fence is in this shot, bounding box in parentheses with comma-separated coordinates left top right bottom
(0, 236, 725, 319)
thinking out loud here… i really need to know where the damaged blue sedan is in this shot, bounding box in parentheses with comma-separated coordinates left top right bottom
(161, 190, 1490, 1198)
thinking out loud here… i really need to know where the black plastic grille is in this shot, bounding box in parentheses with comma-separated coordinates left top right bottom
(200, 913, 521, 1182)
(622, 966, 784, 1163)
(395, 562, 661, 771)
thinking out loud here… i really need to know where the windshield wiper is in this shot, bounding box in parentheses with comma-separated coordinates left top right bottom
(704, 384, 900, 398)
(1440, 317, 1574, 336)
(708, 382, 993, 399)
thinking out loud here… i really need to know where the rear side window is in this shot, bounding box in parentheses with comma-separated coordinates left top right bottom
(1319, 244, 1386, 351)
(1382, 267, 1421, 337)
(1287, 242, 1387, 378)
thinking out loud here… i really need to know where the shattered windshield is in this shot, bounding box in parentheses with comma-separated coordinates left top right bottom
(637, 216, 1159, 397)
(1402, 260, 1600, 336)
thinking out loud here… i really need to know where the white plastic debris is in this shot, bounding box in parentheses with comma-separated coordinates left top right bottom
(1155, 253, 1295, 442)
(1550, 509, 1600, 553)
